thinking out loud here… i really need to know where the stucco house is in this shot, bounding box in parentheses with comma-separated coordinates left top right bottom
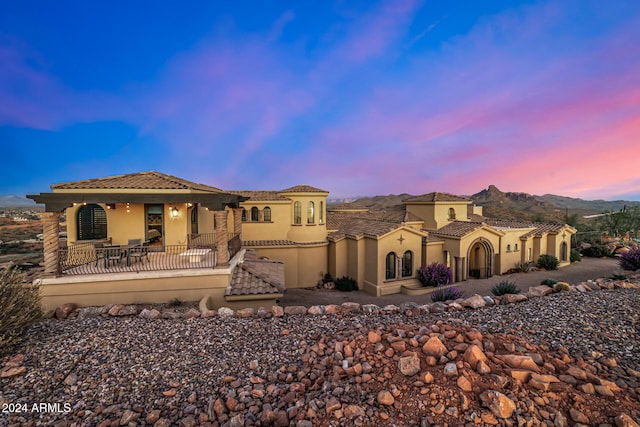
(28, 171, 576, 309)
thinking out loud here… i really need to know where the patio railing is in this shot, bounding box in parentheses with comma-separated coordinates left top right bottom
(59, 244, 217, 275)
(228, 233, 241, 260)
(188, 233, 216, 249)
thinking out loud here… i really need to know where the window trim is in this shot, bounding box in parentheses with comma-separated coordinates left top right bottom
(250, 206, 259, 222)
(307, 201, 315, 224)
(385, 252, 397, 280)
(293, 201, 302, 225)
(401, 250, 413, 278)
(263, 206, 271, 222)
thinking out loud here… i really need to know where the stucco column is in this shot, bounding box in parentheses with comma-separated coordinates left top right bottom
(39, 212, 62, 277)
(454, 256, 466, 282)
(214, 211, 229, 267)
(232, 208, 243, 239)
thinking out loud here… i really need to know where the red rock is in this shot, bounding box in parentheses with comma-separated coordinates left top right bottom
(422, 336, 448, 358)
(479, 390, 516, 419)
(377, 390, 395, 406)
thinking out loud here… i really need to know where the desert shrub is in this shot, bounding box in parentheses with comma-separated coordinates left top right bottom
(491, 280, 521, 296)
(418, 262, 453, 287)
(610, 271, 628, 280)
(619, 246, 640, 271)
(0, 268, 42, 355)
(537, 254, 559, 270)
(430, 286, 465, 302)
(570, 249, 582, 263)
(553, 282, 571, 292)
(335, 276, 358, 292)
(510, 261, 536, 273)
(540, 278, 558, 286)
(581, 245, 612, 258)
(167, 298, 183, 308)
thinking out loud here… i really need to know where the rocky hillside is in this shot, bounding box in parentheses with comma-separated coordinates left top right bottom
(1, 280, 639, 426)
(469, 185, 569, 223)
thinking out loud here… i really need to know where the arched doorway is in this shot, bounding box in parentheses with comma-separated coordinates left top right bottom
(467, 238, 494, 279)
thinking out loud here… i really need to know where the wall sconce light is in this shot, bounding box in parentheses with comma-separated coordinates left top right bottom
(187, 202, 193, 208)
(170, 207, 179, 218)
(106, 203, 116, 210)
(126, 202, 130, 213)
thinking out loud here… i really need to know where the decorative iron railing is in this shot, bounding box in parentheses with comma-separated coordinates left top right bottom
(188, 233, 216, 249)
(59, 244, 217, 275)
(228, 234, 242, 260)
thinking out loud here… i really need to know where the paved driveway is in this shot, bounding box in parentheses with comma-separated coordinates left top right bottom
(280, 257, 621, 307)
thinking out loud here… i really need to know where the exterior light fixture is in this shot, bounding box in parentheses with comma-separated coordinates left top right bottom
(187, 203, 193, 208)
(171, 207, 179, 218)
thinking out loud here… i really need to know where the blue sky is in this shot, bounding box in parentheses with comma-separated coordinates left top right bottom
(2, 0, 640, 200)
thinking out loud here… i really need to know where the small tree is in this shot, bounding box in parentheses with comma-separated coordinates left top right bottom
(418, 262, 453, 287)
(1, 268, 42, 355)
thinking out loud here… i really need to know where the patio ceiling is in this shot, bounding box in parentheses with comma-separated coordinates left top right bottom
(27, 192, 248, 212)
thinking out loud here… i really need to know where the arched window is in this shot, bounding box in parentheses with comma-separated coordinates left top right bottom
(448, 208, 456, 220)
(307, 201, 315, 224)
(560, 242, 568, 261)
(263, 207, 271, 222)
(241, 208, 247, 222)
(77, 204, 107, 240)
(514, 243, 518, 251)
(385, 252, 397, 280)
(319, 201, 324, 224)
(293, 202, 301, 225)
(251, 207, 259, 222)
(506, 244, 511, 252)
(402, 251, 413, 277)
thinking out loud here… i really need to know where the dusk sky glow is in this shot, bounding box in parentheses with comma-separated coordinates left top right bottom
(2, 1, 640, 200)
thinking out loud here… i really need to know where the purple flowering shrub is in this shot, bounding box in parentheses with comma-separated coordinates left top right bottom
(417, 262, 453, 287)
(619, 247, 640, 271)
(430, 286, 466, 302)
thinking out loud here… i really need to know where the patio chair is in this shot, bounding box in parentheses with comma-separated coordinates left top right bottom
(128, 238, 142, 246)
(129, 242, 149, 265)
(94, 242, 105, 267)
(103, 245, 123, 268)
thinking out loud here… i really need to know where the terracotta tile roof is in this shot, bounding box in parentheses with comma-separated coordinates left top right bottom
(430, 221, 486, 238)
(484, 219, 572, 238)
(279, 184, 329, 193)
(226, 250, 285, 296)
(52, 171, 223, 192)
(233, 190, 288, 201)
(328, 217, 409, 240)
(403, 192, 471, 203)
(243, 240, 328, 247)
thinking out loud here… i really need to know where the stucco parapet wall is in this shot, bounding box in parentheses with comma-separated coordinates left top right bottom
(243, 240, 328, 248)
(56, 276, 639, 320)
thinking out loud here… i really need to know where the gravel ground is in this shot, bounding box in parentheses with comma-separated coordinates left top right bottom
(1, 285, 639, 426)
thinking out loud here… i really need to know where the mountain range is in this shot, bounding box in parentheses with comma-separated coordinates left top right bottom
(0, 195, 36, 208)
(347, 185, 640, 224)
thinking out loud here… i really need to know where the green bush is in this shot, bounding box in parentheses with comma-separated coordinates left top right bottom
(570, 249, 582, 263)
(511, 261, 536, 273)
(0, 268, 42, 355)
(491, 280, 521, 296)
(335, 276, 358, 292)
(540, 278, 558, 286)
(537, 254, 559, 270)
(581, 245, 612, 257)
